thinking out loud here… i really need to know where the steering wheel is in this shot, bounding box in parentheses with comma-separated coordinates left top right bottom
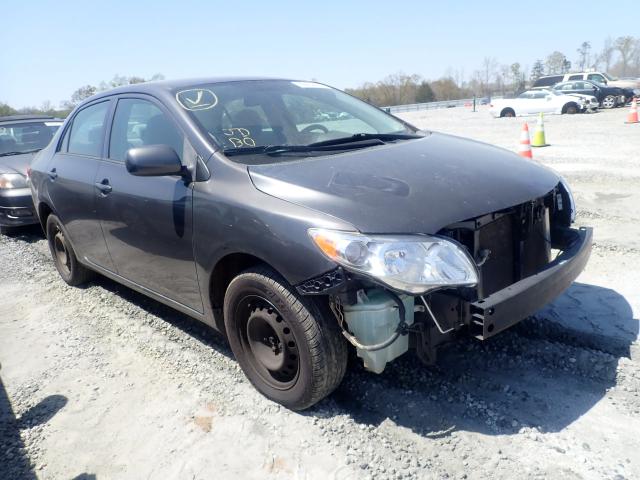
(300, 124, 329, 134)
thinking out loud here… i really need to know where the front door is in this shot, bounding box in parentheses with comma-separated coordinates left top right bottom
(95, 96, 202, 311)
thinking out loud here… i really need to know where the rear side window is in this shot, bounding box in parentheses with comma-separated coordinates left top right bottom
(67, 101, 110, 157)
(533, 76, 561, 87)
(109, 98, 184, 162)
(568, 74, 583, 80)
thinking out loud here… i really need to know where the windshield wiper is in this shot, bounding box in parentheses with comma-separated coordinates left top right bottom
(0, 149, 41, 157)
(307, 132, 423, 148)
(223, 139, 387, 157)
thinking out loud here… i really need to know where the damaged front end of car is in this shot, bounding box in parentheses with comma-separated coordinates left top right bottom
(297, 181, 592, 373)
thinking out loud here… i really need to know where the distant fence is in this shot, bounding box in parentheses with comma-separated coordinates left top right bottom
(384, 98, 476, 113)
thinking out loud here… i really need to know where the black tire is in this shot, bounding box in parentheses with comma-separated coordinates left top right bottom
(0, 226, 14, 235)
(563, 103, 578, 114)
(46, 214, 94, 286)
(601, 95, 617, 109)
(500, 108, 515, 118)
(223, 266, 348, 410)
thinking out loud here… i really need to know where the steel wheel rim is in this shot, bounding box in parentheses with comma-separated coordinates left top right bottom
(52, 225, 70, 275)
(235, 295, 300, 390)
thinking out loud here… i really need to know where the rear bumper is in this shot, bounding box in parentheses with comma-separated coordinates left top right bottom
(470, 226, 593, 339)
(0, 187, 38, 227)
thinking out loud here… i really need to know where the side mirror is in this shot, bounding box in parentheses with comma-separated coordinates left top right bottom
(125, 145, 184, 177)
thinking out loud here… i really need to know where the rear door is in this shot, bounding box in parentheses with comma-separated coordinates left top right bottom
(557, 82, 581, 96)
(94, 95, 202, 311)
(570, 81, 591, 96)
(46, 99, 115, 270)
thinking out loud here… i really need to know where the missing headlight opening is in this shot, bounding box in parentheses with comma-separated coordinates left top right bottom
(322, 183, 590, 373)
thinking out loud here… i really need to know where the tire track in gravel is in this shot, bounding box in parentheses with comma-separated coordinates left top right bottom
(2, 229, 640, 480)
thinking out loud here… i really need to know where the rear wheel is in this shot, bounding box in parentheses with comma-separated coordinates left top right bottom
(223, 267, 348, 410)
(500, 108, 515, 118)
(602, 95, 616, 109)
(46, 214, 94, 286)
(563, 103, 579, 114)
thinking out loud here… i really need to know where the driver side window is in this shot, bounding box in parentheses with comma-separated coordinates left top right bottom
(109, 98, 184, 162)
(587, 74, 605, 83)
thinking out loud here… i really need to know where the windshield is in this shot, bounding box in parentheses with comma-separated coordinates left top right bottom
(174, 80, 415, 159)
(0, 120, 62, 156)
(602, 72, 617, 81)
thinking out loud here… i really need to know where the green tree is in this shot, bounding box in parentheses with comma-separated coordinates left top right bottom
(530, 59, 544, 81)
(0, 103, 17, 116)
(415, 82, 435, 103)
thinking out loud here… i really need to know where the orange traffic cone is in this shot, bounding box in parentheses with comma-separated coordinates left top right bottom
(626, 98, 639, 124)
(518, 123, 533, 159)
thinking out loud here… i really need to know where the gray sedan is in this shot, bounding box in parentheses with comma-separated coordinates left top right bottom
(0, 115, 62, 231)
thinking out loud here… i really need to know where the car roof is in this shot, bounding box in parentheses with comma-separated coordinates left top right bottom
(0, 115, 62, 124)
(87, 76, 294, 101)
(557, 79, 596, 85)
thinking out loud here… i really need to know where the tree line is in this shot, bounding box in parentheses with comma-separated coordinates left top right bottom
(346, 35, 640, 106)
(2, 35, 639, 114)
(0, 73, 164, 118)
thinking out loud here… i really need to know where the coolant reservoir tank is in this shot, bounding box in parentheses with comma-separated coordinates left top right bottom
(342, 289, 414, 374)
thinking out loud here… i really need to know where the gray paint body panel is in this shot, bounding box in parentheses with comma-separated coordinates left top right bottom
(249, 133, 560, 234)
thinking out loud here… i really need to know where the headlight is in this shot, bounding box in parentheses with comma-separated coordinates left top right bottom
(0, 173, 28, 189)
(559, 177, 576, 223)
(309, 228, 478, 294)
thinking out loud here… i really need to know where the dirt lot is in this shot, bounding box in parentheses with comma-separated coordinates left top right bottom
(1, 107, 639, 480)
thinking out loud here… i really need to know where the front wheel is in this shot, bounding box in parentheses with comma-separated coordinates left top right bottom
(563, 103, 579, 114)
(223, 267, 348, 410)
(46, 214, 94, 286)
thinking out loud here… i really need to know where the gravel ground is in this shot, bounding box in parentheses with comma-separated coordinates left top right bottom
(1, 106, 639, 479)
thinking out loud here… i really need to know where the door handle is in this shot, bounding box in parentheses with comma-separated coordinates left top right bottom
(48, 168, 58, 180)
(95, 180, 112, 194)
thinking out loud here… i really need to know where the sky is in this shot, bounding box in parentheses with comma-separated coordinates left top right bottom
(1, 0, 638, 109)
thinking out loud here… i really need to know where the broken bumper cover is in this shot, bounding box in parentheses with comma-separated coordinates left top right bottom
(470, 227, 593, 340)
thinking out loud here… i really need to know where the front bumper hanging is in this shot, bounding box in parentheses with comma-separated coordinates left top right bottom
(470, 227, 592, 340)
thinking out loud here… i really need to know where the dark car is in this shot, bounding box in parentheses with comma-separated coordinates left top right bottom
(531, 75, 564, 89)
(0, 115, 63, 232)
(552, 80, 626, 108)
(29, 78, 592, 410)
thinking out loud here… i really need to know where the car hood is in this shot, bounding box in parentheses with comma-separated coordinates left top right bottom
(0, 152, 36, 176)
(609, 79, 640, 89)
(248, 133, 560, 234)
